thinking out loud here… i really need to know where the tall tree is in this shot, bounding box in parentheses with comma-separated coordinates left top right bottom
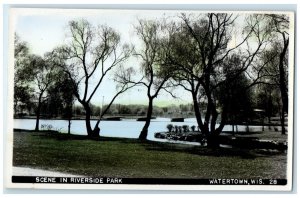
(14, 34, 65, 130)
(165, 13, 271, 147)
(51, 19, 137, 137)
(14, 34, 33, 115)
(263, 14, 290, 134)
(46, 72, 76, 134)
(218, 55, 255, 134)
(29, 55, 59, 131)
(128, 19, 173, 140)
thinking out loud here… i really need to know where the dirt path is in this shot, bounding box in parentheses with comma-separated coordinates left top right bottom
(13, 166, 83, 177)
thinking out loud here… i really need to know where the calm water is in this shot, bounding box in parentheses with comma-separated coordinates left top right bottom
(14, 118, 263, 144)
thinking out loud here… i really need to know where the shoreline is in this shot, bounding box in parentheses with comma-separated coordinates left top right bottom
(13, 117, 287, 127)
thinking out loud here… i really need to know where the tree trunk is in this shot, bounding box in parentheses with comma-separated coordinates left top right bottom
(34, 92, 43, 131)
(139, 97, 153, 140)
(68, 119, 71, 135)
(281, 105, 286, 135)
(207, 106, 228, 149)
(192, 92, 205, 134)
(92, 125, 101, 137)
(14, 101, 18, 116)
(82, 102, 94, 137)
(67, 103, 72, 135)
(279, 41, 289, 114)
(210, 103, 218, 133)
(279, 39, 288, 134)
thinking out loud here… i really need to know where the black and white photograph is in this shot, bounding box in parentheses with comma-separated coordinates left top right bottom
(4, 7, 294, 190)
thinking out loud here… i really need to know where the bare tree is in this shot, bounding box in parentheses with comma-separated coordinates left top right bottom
(265, 14, 289, 134)
(28, 55, 58, 131)
(51, 19, 136, 137)
(165, 13, 271, 147)
(132, 19, 174, 140)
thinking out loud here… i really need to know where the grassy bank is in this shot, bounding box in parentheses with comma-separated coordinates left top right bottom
(13, 130, 287, 179)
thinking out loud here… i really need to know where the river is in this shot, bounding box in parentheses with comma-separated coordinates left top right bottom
(14, 118, 264, 144)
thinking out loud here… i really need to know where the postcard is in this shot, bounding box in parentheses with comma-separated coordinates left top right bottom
(4, 8, 295, 191)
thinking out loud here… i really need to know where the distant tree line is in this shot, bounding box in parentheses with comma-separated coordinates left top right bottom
(15, 102, 196, 118)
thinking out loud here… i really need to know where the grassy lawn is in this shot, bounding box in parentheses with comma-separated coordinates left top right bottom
(13, 130, 287, 179)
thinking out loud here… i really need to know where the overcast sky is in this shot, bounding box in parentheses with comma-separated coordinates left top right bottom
(12, 9, 200, 107)
(11, 8, 280, 107)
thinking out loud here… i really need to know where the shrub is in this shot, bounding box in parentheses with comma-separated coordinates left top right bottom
(182, 125, 189, 132)
(191, 125, 196, 132)
(41, 124, 53, 131)
(174, 125, 179, 133)
(178, 126, 182, 133)
(166, 124, 174, 132)
(47, 125, 53, 130)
